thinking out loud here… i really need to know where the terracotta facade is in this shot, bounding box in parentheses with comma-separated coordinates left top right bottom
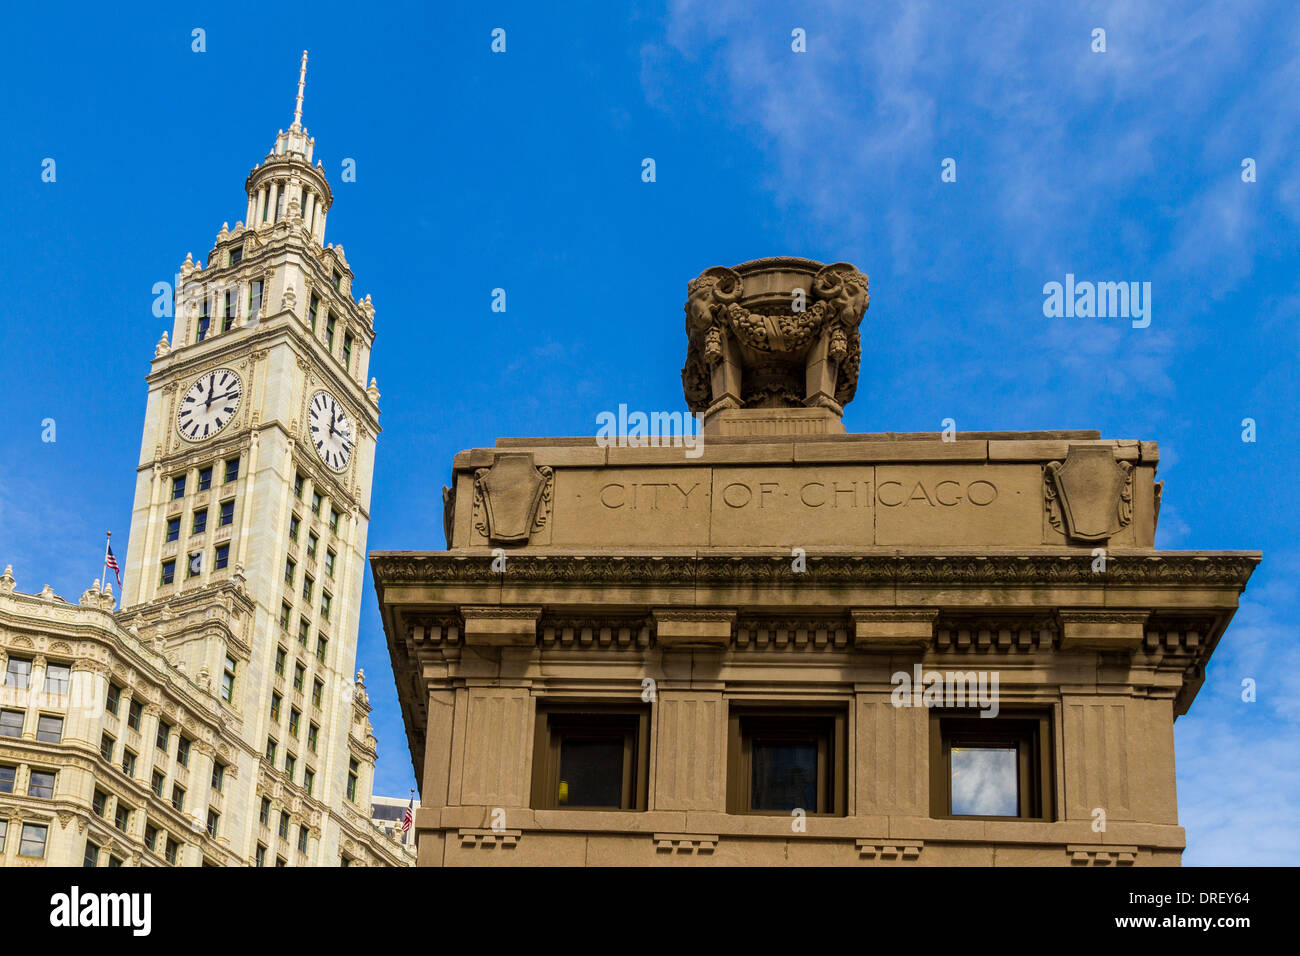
(373, 257, 1257, 866)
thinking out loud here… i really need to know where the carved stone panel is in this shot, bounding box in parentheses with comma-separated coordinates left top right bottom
(1044, 445, 1134, 542)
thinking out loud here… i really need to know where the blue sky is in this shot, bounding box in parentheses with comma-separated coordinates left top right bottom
(0, 1, 1296, 864)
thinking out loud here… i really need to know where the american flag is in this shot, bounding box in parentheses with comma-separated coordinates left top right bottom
(401, 797, 413, 836)
(105, 544, 122, 587)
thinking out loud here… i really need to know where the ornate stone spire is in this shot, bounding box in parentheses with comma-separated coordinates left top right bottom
(291, 49, 308, 131)
(243, 51, 333, 244)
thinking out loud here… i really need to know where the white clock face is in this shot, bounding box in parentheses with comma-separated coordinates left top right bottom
(177, 369, 243, 442)
(308, 390, 354, 472)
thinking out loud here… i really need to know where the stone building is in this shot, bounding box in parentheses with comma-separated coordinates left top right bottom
(0, 53, 410, 867)
(373, 256, 1257, 866)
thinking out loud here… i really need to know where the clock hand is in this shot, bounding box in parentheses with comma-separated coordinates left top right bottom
(205, 377, 215, 408)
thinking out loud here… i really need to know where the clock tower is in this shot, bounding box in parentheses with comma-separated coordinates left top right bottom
(119, 53, 388, 864)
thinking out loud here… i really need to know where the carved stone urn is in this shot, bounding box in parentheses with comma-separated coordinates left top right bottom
(681, 257, 869, 435)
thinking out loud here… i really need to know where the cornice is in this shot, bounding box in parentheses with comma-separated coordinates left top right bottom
(371, 550, 1260, 590)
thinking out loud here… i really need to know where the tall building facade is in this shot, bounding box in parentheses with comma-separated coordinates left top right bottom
(0, 54, 411, 867)
(373, 256, 1257, 866)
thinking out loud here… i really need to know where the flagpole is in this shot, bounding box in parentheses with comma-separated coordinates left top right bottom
(101, 531, 111, 595)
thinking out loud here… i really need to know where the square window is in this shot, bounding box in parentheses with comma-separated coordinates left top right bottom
(156, 721, 170, 751)
(229, 246, 242, 267)
(114, 802, 131, 831)
(215, 543, 230, 570)
(308, 295, 319, 332)
(289, 708, 301, 737)
(256, 844, 266, 867)
(171, 784, 185, 812)
(311, 680, 323, 708)
(19, 823, 48, 858)
(259, 797, 271, 826)
(43, 664, 70, 694)
(329, 509, 340, 535)
(266, 737, 278, 763)
(36, 714, 63, 743)
(186, 551, 202, 577)
(193, 508, 208, 535)
(297, 827, 308, 853)
(727, 708, 846, 816)
(342, 333, 353, 370)
(198, 466, 212, 492)
(121, 749, 136, 778)
(128, 699, 143, 730)
(222, 291, 235, 332)
(303, 575, 314, 602)
(319, 591, 331, 621)
(307, 723, 318, 753)
(325, 550, 336, 578)
(293, 474, 304, 500)
(289, 515, 300, 541)
(219, 499, 235, 526)
(165, 838, 179, 865)
(99, 732, 114, 760)
(160, 560, 176, 585)
(250, 279, 263, 317)
(346, 758, 359, 802)
(224, 457, 240, 483)
(93, 789, 107, 815)
(166, 516, 181, 542)
(271, 693, 282, 722)
(84, 840, 99, 868)
(279, 602, 291, 630)
(326, 314, 336, 349)
(298, 618, 310, 645)
(306, 533, 318, 561)
(151, 771, 164, 797)
(930, 713, 1053, 821)
(144, 823, 158, 851)
(0, 709, 25, 737)
(293, 662, 305, 692)
(207, 809, 220, 838)
(108, 855, 123, 868)
(0, 765, 15, 794)
(5, 657, 31, 689)
(278, 811, 289, 839)
(177, 736, 191, 768)
(172, 475, 186, 499)
(29, 770, 55, 799)
(285, 753, 296, 781)
(275, 647, 287, 676)
(311, 492, 322, 516)
(285, 558, 296, 585)
(316, 636, 327, 663)
(530, 705, 650, 811)
(106, 683, 121, 715)
(304, 768, 315, 796)
(212, 762, 225, 792)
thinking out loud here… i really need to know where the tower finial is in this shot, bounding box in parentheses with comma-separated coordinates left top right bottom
(292, 49, 308, 129)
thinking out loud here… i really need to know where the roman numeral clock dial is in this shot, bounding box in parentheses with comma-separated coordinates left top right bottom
(308, 389, 354, 472)
(176, 369, 243, 441)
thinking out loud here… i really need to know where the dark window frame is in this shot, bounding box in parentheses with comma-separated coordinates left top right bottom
(530, 702, 650, 812)
(726, 704, 847, 817)
(928, 710, 1054, 822)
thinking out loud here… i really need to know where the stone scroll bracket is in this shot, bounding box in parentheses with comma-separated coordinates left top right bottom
(851, 609, 939, 652)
